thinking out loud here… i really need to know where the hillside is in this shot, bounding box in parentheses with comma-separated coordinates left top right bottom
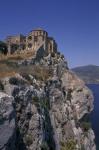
(0, 29, 96, 150)
(72, 65, 99, 84)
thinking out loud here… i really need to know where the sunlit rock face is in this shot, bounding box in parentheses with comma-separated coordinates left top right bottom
(46, 59, 95, 150)
(61, 70, 94, 119)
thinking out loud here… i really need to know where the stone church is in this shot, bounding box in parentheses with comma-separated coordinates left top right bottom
(5, 28, 57, 55)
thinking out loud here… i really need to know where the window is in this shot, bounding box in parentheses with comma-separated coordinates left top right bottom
(34, 36, 38, 42)
(50, 44, 52, 50)
(28, 36, 32, 40)
(16, 40, 18, 43)
(20, 44, 26, 50)
(42, 36, 44, 41)
(39, 31, 42, 35)
(28, 43, 32, 48)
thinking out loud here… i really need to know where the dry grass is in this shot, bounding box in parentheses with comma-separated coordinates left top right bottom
(0, 71, 16, 78)
(0, 49, 35, 61)
(18, 65, 53, 81)
(0, 61, 53, 80)
(0, 50, 36, 78)
(0, 63, 16, 78)
(0, 50, 53, 79)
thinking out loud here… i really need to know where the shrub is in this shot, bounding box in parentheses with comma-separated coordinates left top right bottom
(41, 141, 49, 150)
(9, 77, 25, 85)
(21, 73, 33, 85)
(57, 52, 60, 55)
(21, 73, 30, 81)
(0, 114, 4, 125)
(24, 134, 33, 146)
(0, 41, 8, 54)
(41, 98, 50, 110)
(60, 139, 76, 150)
(0, 80, 4, 91)
(81, 145, 85, 150)
(32, 96, 39, 107)
(51, 52, 55, 57)
(81, 122, 91, 132)
(9, 77, 18, 85)
(61, 54, 64, 59)
(32, 66, 52, 81)
(67, 89, 72, 101)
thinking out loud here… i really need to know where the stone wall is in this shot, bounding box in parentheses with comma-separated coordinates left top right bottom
(5, 28, 57, 55)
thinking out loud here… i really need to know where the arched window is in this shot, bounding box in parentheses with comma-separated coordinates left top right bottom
(28, 43, 32, 48)
(50, 44, 52, 50)
(20, 44, 26, 50)
(0, 41, 8, 54)
(28, 36, 32, 40)
(11, 44, 19, 50)
(34, 36, 38, 42)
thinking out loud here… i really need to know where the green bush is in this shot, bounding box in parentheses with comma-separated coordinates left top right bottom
(0, 41, 8, 54)
(81, 122, 91, 132)
(24, 134, 33, 146)
(32, 96, 39, 107)
(9, 77, 25, 85)
(61, 54, 64, 59)
(41, 141, 49, 150)
(0, 114, 4, 125)
(51, 52, 55, 57)
(57, 52, 60, 55)
(21, 73, 31, 81)
(0, 80, 4, 91)
(67, 89, 72, 101)
(41, 98, 50, 110)
(21, 73, 33, 85)
(60, 139, 76, 150)
(9, 77, 18, 85)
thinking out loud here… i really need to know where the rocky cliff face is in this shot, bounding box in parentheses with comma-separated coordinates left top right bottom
(0, 92, 16, 150)
(0, 52, 96, 150)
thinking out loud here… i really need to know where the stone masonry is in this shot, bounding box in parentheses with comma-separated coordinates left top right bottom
(5, 28, 57, 54)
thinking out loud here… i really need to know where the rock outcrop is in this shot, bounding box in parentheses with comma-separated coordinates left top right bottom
(0, 92, 16, 150)
(0, 49, 96, 149)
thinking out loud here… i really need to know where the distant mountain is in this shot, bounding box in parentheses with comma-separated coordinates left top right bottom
(72, 65, 99, 84)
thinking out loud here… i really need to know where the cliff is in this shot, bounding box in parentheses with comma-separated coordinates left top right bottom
(0, 50, 96, 149)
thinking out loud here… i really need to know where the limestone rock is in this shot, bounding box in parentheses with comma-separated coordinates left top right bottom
(0, 51, 96, 150)
(0, 92, 16, 150)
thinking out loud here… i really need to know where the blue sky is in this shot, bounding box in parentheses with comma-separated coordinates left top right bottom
(0, 0, 99, 68)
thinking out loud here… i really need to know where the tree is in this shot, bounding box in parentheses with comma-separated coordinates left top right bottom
(0, 41, 8, 54)
(61, 139, 76, 150)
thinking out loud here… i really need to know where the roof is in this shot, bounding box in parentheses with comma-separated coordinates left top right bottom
(6, 34, 25, 38)
(34, 28, 44, 31)
(29, 28, 47, 33)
